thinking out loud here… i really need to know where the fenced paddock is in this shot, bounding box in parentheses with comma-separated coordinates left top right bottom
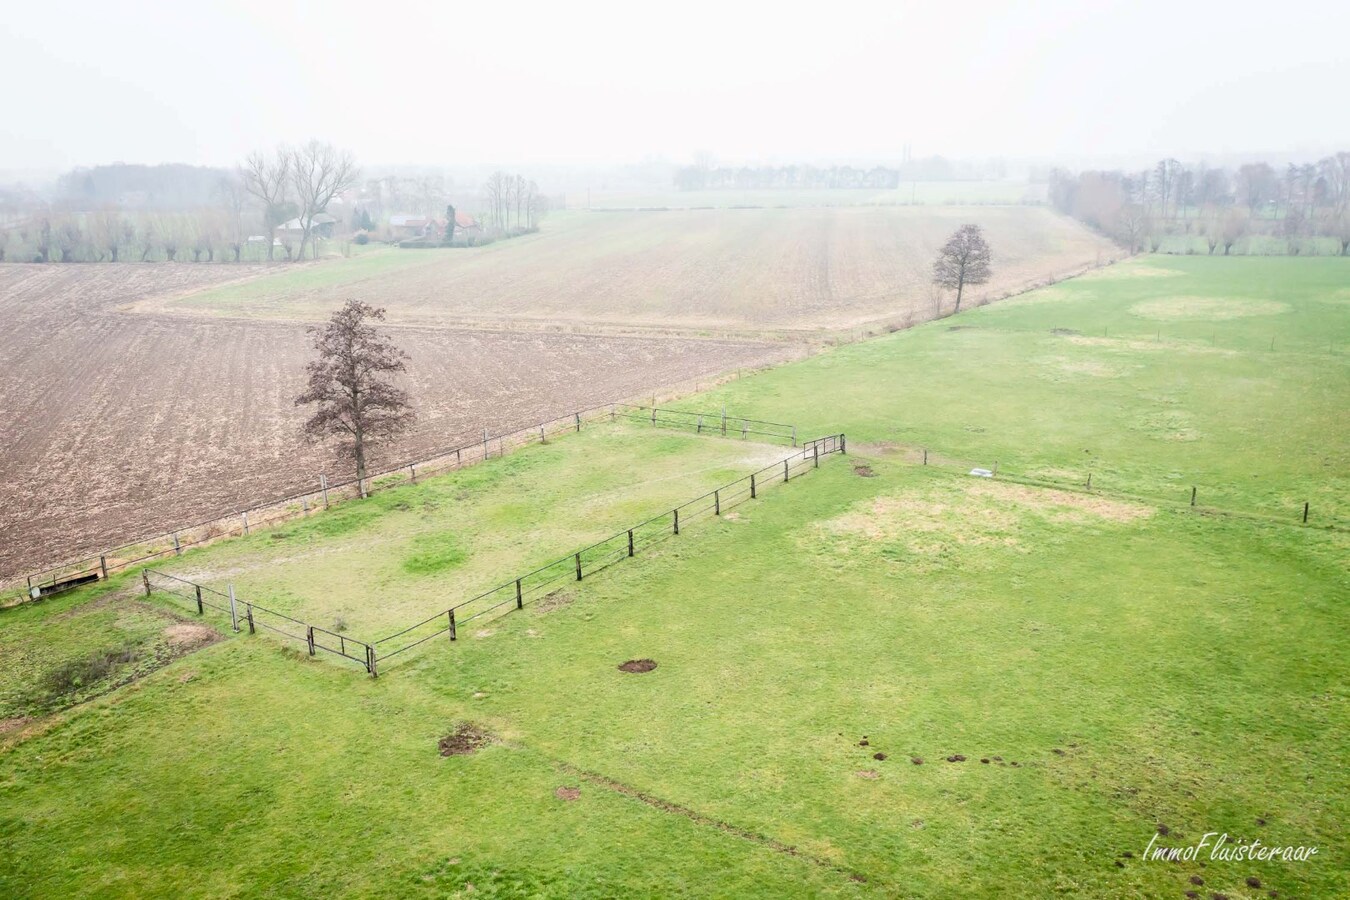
(140, 434, 846, 676)
(9, 401, 804, 603)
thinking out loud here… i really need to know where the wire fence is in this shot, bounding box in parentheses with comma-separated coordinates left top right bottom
(9, 400, 803, 602)
(139, 434, 846, 676)
(850, 441, 1348, 531)
(142, 569, 375, 673)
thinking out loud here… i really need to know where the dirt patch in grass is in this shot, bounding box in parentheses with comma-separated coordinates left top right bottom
(1130, 296, 1289, 321)
(0, 716, 32, 734)
(965, 480, 1154, 524)
(163, 623, 216, 651)
(534, 589, 575, 614)
(438, 723, 495, 757)
(853, 464, 877, 477)
(554, 786, 581, 801)
(618, 659, 657, 673)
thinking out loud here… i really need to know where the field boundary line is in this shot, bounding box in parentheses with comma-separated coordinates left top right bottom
(5, 392, 803, 601)
(848, 441, 1348, 532)
(552, 759, 872, 884)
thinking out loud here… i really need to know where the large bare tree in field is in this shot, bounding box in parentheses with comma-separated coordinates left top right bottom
(240, 148, 292, 261)
(291, 141, 359, 261)
(295, 300, 415, 496)
(931, 224, 992, 313)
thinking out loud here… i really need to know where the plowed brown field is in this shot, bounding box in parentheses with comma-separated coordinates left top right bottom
(0, 264, 783, 581)
(157, 207, 1117, 334)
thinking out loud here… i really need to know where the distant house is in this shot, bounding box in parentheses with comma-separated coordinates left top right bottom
(451, 210, 481, 238)
(277, 212, 338, 241)
(388, 214, 434, 239)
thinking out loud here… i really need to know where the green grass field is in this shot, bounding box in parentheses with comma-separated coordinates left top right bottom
(2, 255, 1346, 897)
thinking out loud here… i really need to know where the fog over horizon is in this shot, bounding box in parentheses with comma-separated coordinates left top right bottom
(3, 0, 1348, 177)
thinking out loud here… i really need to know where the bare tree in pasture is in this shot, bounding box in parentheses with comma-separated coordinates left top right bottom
(931, 224, 992, 313)
(1220, 208, 1249, 255)
(240, 148, 293, 261)
(290, 141, 359, 261)
(214, 176, 247, 262)
(1115, 204, 1149, 254)
(53, 215, 82, 262)
(90, 207, 125, 261)
(1236, 162, 1278, 217)
(295, 300, 415, 496)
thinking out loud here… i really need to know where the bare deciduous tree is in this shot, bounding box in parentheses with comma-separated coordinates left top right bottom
(240, 148, 293, 262)
(290, 141, 359, 262)
(932, 224, 992, 313)
(295, 300, 415, 496)
(1115, 204, 1149, 254)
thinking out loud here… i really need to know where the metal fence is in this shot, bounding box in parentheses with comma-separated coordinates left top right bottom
(10, 401, 804, 601)
(138, 434, 846, 676)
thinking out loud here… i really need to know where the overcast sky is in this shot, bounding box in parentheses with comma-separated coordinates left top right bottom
(4, 0, 1347, 174)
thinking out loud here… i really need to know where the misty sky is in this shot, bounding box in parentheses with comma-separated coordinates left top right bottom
(4, 0, 1348, 173)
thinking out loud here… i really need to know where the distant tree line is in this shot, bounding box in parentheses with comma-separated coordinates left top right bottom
(673, 156, 1008, 191)
(481, 172, 547, 233)
(0, 142, 360, 264)
(1049, 153, 1350, 256)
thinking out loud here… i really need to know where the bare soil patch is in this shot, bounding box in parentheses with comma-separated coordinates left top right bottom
(438, 723, 494, 756)
(534, 589, 576, 614)
(164, 623, 216, 651)
(965, 481, 1154, 523)
(618, 659, 658, 673)
(853, 464, 877, 477)
(554, 786, 581, 801)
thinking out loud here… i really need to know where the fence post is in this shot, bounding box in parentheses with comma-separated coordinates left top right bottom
(628, 529, 634, 557)
(674, 508, 680, 535)
(792, 425, 797, 447)
(993, 461, 998, 476)
(575, 552, 583, 581)
(482, 428, 488, 459)
(516, 578, 523, 609)
(100, 555, 109, 579)
(448, 609, 457, 641)
(840, 434, 846, 454)
(721, 407, 727, 436)
(575, 412, 581, 432)
(742, 419, 748, 439)
(923, 449, 928, 466)
(142, 570, 151, 597)
(1086, 473, 1093, 490)
(751, 473, 757, 499)
(173, 533, 181, 556)
(242, 512, 250, 536)
(784, 459, 789, 482)
(367, 644, 378, 678)
(540, 425, 545, 442)
(320, 473, 329, 508)
(410, 464, 417, 484)
(651, 406, 657, 425)
(1191, 486, 1197, 507)
(302, 495, 309, 514)
(715, 490, 720, 516)
(195, 584, 204, 615)
(697, 415, 703, 434)
(229, 584, 240, 633)
(245, 604, 255, 634)
(1303, 502, 1309, 524)
(306, 625, 315, 655)
(813, 444, 819, 468)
